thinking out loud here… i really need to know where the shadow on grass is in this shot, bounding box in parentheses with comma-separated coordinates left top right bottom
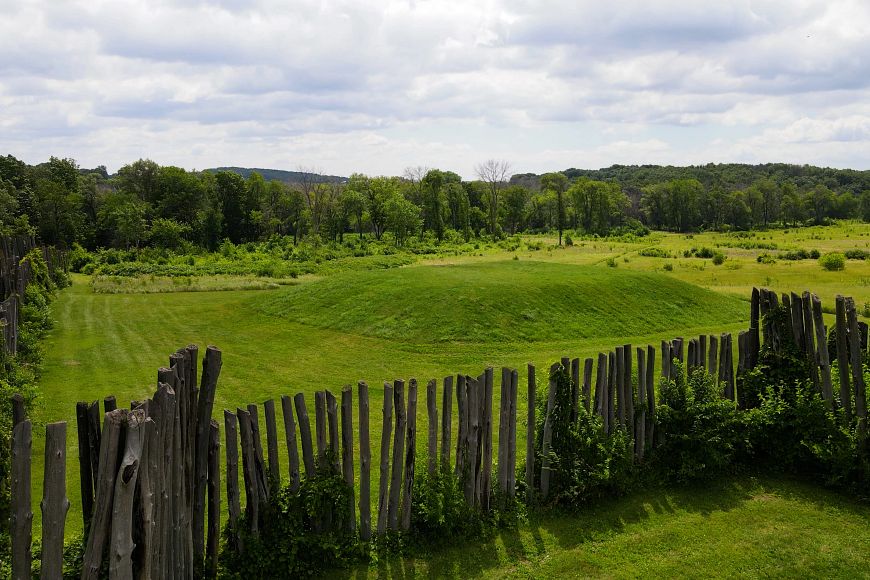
(335, 474, 870, 579)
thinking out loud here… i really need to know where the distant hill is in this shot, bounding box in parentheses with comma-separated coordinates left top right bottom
(206, 166, 347, 184)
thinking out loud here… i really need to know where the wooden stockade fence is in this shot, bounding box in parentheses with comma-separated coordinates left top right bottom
(0, 235, 68, 356)
(7, 288, 869, 578)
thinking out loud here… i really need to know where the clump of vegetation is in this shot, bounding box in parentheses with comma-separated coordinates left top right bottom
(712, 252, 726, 265)
(780, 248, 820, 260)
(844, 249, 868, 260)
(757, 253, 777, 264)
(819, 252, 846, 271)
(639, 247, 672, 258)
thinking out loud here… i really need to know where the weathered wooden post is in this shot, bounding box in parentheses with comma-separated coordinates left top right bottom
(223, 411, 241, 553)
(388, 380, 406, 531)
(688, 339, 696, 373)
(263, 399, 280, 491)
(314, 391, 327, 463)
(246, 404, 268, 504)
(466, 377, 480, 505)
(540, 363, 559, 500)
(441, 376, 453, 472)
(594, 353, 605, 424)
(790, 292, 804, 350)
(401, 379, 417, 530)
(41, 422, 68, 580)
(570, 358, 580, 423)
(497, 368, 510, 497)
(83, 408, 125, 580)
(615, 346, 625, 427)
(341, 386, 356, 532)
(207, 420, 220, 579)
(326, 390, 340, 474)
(836, 296, 852, 422)
(708, 335, 719, 378)
(294, 394, 315, 478)
(104, 395, 117, 414)
(846, 298, 867, 440)
(11, 417, 32, 580)
(811, 295, 834, 408)
(11, 392, 25, 428)
(635, 348, 646, 461)
(481, 367, 494, 510)
(109, 409, 143, 580)
(75, 401, 94, 530)
(507, 368, 519, 498)
(607, 351, 616, 433)
(661, 341, 671, 381)
(377, 382, 394, 536)
(646, 344, 656, 449)
(236, 409, 259, 535)
(802, 292, 820, 390)
(455, 375, 467, 477)
(623, 344, 634, 440)
(280, 395, 300, 491)
(358, 382, 371, 540)
(87, 401, 102, 498)
(193, 345, 220, 574)
(699, 335, 707, 372)
(526, 364, 536, 498)
(426, 379, 438, 476)
(582, 358, 593, 412)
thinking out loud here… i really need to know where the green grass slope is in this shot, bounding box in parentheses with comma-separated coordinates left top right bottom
(255, 260, 747, 343)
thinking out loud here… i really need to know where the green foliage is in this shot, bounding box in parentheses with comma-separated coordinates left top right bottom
(652, 364, 741, 482)
(844, 248, 868, 260)
(819, 252, 846, 271)
(639, 247, 673, 258)
(712, 252, 726, 265)
(220, 462, 360, 578)
(780, 248, 821, 260)
(410, 468, 493, 545)
(757, 252, 777, 264)
(531, 364, 634, 507)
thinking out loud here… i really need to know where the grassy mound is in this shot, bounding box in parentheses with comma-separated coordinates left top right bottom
(256, 260, 747, 343)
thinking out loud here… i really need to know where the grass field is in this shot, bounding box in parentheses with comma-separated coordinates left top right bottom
(29, 221, 870, 573)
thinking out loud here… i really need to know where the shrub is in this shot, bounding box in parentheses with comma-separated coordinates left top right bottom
(844, 249, 868, 260)
(757, 253, 777, 264)
(639, 247, 672, 258)
(819, 252, 846, 271)
(652, 364, 741, 482)
(712, 252, 726, 265)
(695, 247, 715, 259)
(606, 257, 617, 268)
(663, 262, 674, 272)
(564, 234, 573, 246)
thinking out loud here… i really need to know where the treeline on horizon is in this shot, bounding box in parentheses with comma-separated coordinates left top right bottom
(1, 153, 869, 252)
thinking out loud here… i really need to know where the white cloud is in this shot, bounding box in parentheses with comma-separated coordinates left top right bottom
(0, 0, 869, 175)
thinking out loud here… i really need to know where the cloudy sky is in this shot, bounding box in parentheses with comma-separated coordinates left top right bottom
(1, 0, 868, 178)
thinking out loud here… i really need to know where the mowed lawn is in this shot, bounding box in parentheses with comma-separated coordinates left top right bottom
(36, 260, 749, 535)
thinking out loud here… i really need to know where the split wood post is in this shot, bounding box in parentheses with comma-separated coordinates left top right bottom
(193, 345, 221, 574)
(10, 394, 24, 429)
(474, 374, 486, 504)
(699, 335, 707, 372)
(582, 358, 593, 412)
(236, 409, 259, 535)
(594, 353, 606, 427)
(646, 344, 656, 449)
(508, 368, 519, 497)
(635, 348, 646, 461)
(624, 344, 634, 440)
(357, 382, 371, 540)
(41, 422, 68, 580)
(781, 293, 794, 346)
(615, 346, 625, 428)
(153, 383, 176, 577)
(109, 409, 143, 580)
(750, 288, 761, 368)
(571, 358, 580, 423)
(836, 296, 852, 422)
(811, 295, 834, 408)
(441, 376, 453, 472)
(280, 395, 300, 491)
(718, 334, 729, 396)
(802, 292, 820, 391)
(708, 335, 719, 378)
(672, 338, 684, 364)
(846, 298, 867, 441)
(86, 401, 102, 498)
(293, 394, 315, 478)
(11, 418, 31, 580)
(388, 380, 406, 531)
(401, 379, 417, 530)
(688, 340, 696, 373)
(498, 367, 510, 497)
(726, 334, 736, 401)
(326, 390, 340, 474)
(263, 399, 280, 491)
(82, 408, 125, 580)
(314, 391, 327, 464)
(427, 379, 438, 475)
(104, 395, 117, 414)
(223, 411, 241, 553)
(455, 375, 467, 478)
(526, 364, 536, 498)
(206, 420, 220, 579)
(75, 401, 94, 530)
(341, 386, 356, 532)
(540, 363, 559, 500)
(246, 404, 269, 505)
(607, 351, 616, 433)
(465, 377, 480, 505)
(376, 382, 394, 536)
(139, 417, 157, 580)
(790, 292, 805, 350)
(661, 341, 671, 381)
(482, 367, 494, 511)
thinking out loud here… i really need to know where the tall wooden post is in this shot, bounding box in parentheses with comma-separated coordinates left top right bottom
(376, 382, 393, 536)
(357, 381, 371, 540)
(341, 386, 356, 532)
(11, 419, 32, 580)
(40, 422, 69, 580)
(526, 364, 536, 498)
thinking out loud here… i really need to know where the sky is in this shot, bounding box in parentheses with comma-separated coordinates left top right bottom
(1, 0, 869, 179)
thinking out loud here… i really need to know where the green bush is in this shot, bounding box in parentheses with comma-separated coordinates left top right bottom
(712, 252, 726, 265)
(639, 247, 672, 258)
(844, 249, 868, 260)
(819, 252, 846, 271)
(757, 253, 777, 264)
(652, 364, 741, 482)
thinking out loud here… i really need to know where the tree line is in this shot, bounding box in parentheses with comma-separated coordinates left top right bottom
(1, 154, 869, 251)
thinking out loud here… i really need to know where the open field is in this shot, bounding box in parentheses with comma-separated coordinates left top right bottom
(30, 222, 870, 564)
